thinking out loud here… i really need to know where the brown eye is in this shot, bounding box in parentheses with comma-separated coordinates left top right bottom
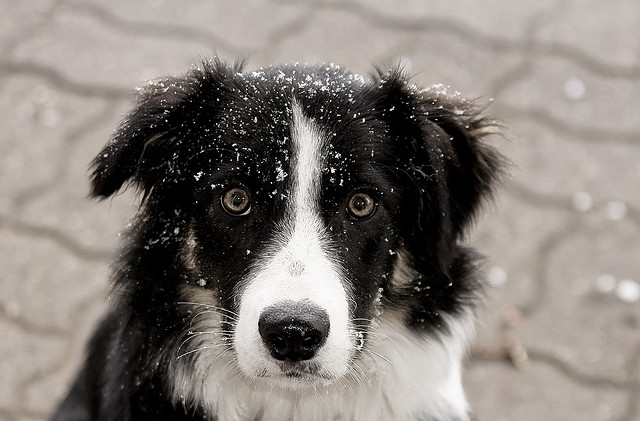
(221, 187, 251, 216)
(347, 192, 376, 220)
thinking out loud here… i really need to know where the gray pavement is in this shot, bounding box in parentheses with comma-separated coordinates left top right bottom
(1, 1, 639, 420)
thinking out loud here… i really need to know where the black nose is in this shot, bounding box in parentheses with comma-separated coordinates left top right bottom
(258, 302, 330, 362)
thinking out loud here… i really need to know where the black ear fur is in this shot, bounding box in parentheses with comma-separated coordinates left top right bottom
(419, 89, 504, 239)
(89, 59, 241, 199)
(377, 69, 504, 264)
(89, 76, 190, 199)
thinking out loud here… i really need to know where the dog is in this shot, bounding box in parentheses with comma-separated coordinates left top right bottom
(53, 58, 503, 421)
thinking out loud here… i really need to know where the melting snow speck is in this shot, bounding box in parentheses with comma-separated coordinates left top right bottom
(596, 275, 640, 303)
(488, 266, 507, 286)
(4, 300, 21, 319)
(605, 201, 627, 220)
(595, 274, 616, 293)
(275, 165, 288, 182)
(616, 279, 640, 303)
(563, 77, 586, 101)
(354, 331, 365, 351)
(572, 192, 593, 212)
(197, 278, 207, 287)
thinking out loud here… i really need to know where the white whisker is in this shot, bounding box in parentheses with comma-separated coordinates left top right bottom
(176, 344, 228, 360)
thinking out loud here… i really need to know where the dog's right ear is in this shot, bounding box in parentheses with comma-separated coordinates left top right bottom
(89, 59, 239, 199)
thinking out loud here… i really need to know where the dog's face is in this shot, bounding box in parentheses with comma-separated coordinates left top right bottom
(90, 61, 502, 396)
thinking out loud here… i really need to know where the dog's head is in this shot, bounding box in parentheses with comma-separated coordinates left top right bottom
(91, 60, 502, 393)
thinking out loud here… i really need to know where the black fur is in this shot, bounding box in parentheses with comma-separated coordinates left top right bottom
(54, 59, 503, 421)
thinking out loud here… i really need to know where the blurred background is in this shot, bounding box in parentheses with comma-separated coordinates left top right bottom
(1, 1, 639, 420)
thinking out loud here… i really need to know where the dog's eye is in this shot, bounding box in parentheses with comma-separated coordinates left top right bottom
(346, 192, 377, 220)
(221, 187, 251, 216)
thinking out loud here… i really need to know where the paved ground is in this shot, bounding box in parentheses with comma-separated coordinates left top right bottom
(1, 1, 639, 420)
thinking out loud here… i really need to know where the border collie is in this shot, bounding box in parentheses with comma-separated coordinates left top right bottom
(54, 59, 503, 421)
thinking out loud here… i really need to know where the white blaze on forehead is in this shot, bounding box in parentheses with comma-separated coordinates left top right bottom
(290, 102, 323, 217)
(280, 102, 329, 270)
(233, 101, 352, 381)
(281, 101, 335, 279)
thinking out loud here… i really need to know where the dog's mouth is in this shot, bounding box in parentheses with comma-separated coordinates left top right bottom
(256, 360, 328, 381)
(249, 357, 350, 390)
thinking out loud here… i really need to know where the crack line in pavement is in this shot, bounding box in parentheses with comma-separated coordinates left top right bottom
(507, 182, 577, 212)
(12, 101, 121, 209)
(0, 0, 61, 57)
(272, 0, 640, 79)
(499, 105, 640, 146)
(0, 214, 111, 262)
(520, 220, 583, 317)
(0, 310, 67, 338)
(62, 0, 249, 55)
(14, 289, 107, 419)
(526, 348, 633, 389)
(508, 182, 640, 230)
(0, 60, 131, 100)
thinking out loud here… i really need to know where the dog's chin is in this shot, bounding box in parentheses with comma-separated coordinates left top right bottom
(263, 374, 326, 390)
(250, 361, 338, 389)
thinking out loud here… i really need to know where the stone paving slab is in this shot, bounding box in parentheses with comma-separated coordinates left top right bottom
(1, 1, 639, 420)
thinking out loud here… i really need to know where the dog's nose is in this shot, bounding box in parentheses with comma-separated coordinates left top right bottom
(258, 302, 330, 362)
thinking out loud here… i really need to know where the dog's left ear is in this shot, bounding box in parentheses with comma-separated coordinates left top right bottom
(377, 69, 505, 261)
